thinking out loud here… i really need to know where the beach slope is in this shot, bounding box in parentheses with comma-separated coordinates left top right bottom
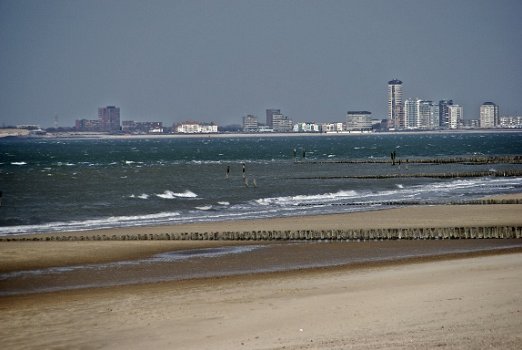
(1, 253, 521, 349)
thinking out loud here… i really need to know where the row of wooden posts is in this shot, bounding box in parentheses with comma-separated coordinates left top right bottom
(295, 169, 522, 180)
(300, 155, 522, 165)
(2, 226, 521, 242)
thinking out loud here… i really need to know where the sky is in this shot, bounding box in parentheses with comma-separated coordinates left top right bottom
(1, 0, 521, 128)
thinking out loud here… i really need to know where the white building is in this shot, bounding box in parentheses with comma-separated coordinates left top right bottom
(176, 122, 218, 133)
(499, 116, 522, 128)
(293, 122, 321, 133)
(480, 102, 499, 128)
(321, 122, 344, 133)
(403, 98, 421, 129)
(448, 105, 463, 129)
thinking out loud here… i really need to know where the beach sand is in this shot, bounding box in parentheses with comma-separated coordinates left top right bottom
(1, 200, 522, 349)
(0, 252, 521, 349)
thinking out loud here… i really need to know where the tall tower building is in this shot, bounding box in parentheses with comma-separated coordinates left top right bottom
(480, 102, 499, 128)
(98, 106, 121, 132)
(403, 98, 420, 129)
(448, 104, 463, 129)
(419, 100, 435, 129)
(388, 79, 403, 129)
(438, 100, 453, 128)
(266, 109, 281, 129)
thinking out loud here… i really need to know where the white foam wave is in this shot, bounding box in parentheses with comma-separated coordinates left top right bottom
(217, 201, 230, 206)
(0, 212, 181, 235)
(156, 190, 198, 199)
(11, 162, 27, 165)
(129, 193, 149, 200)
(255, 190, 359, 206)
(195, 205, 212, 211)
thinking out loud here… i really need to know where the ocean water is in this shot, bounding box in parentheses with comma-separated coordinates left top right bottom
(1, 132, 521, 235)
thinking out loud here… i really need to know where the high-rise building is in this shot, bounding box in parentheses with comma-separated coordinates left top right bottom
(438, 100, 453, 128)
(480, 102, 499, 128)
(448, 104, 463, 129)
(266, 109, 281, 129)
(98, 106, 120, 132)
(403, 98, 420, 129)
(429, 103, 440, 129)
(242, 114, 259, 132)
(419, 100, 432, 129)
(388, 79, 403, 129)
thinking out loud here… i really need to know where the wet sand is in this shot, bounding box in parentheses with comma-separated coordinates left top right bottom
(2, 240, 521, 296)
(1, 252, 521, 349)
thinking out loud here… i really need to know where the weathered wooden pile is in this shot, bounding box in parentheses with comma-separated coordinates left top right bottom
(302, 155, 522, 165)
(2, 225, 521, 242)
(296, 169, 522, 180)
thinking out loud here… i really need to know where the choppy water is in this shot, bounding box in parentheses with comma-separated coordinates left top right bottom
(1, 132, 521, 235)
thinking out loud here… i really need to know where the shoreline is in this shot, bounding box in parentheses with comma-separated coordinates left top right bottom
(2, 128, 521, 140)
(1, 201, 521, 273)
(5, 202, 522, 240)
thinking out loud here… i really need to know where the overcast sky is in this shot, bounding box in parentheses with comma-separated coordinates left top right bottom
(1, 0, 521, 127)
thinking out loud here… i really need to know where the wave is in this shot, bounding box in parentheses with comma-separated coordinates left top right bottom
(2, 177, 520, 236)
(156, 190, 198, 199)
(195, 205, 213, 211)
(11, 162, 27, 165)
(253, 177, 522, 209)
(129, 193, 150, 200)
(0, 211, 181, 235)
(255, 190, 359, 206)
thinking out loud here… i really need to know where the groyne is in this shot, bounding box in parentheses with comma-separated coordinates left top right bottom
(2, 226, 521, 242)
(298, 198, 522, 207)
(294, 169, 522, 180)
(299, 155, 522, 165)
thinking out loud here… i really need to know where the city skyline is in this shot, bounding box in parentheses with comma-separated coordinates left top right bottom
(1, 0, 521, 127)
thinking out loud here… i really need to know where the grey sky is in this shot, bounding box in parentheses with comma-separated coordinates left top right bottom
(1, 0, 521, 127)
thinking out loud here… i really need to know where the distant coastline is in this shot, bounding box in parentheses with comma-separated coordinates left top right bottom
(1, 128, 521, 140)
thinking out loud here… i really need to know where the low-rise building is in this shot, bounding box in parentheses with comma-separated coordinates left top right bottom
(462, 119, 480, 129)
(321, 122, 344, 133)
(176, 122, 218, 133)
(272, 114, 293, 132)
(75, 119, 101, 131)
(499, 116, 522, 128)
(242, 115, 258, 132)
(346, 111, 372, 131)
(293, 122, 321, 133)
(122, 121, 163, 134)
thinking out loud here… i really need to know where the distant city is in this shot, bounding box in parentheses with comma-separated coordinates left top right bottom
(5, 79, 522, 135)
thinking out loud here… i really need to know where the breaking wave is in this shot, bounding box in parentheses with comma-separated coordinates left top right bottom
(156, 190, 198, 199)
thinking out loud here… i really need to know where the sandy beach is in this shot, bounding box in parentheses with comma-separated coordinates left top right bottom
(1, 252, 521, 349)
(1, 200, 522, 349)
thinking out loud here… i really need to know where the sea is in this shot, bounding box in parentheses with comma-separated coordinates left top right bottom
(1, 132, 521, 236)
